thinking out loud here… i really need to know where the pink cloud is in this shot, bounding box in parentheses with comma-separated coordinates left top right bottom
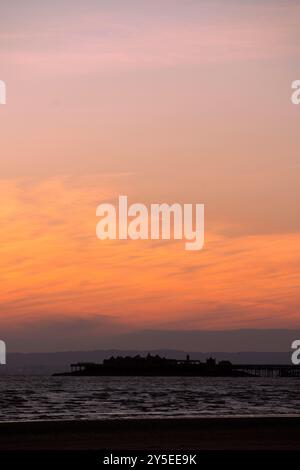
(1, 3, 300, 73)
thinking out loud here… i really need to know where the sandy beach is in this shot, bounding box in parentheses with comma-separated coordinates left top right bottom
(0, 417, 300, 450)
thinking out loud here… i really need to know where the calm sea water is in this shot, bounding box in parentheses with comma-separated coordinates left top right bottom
(0, 376, 299, 422)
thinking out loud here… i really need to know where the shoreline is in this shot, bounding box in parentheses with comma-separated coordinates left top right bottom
(2, 413, 300, 423)
(1, 416, 300, 450)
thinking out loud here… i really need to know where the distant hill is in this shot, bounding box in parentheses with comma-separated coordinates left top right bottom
(0, 350, 292, 375)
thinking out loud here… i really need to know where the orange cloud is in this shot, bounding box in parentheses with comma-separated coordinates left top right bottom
(1, 176, 299, 332)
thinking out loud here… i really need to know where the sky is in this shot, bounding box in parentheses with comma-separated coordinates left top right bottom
(0, 0, 300, 351)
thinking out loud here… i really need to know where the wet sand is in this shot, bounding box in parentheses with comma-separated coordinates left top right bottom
(0, 417, 300, 450)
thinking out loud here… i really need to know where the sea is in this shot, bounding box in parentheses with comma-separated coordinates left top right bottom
(0, 376, 299, 422)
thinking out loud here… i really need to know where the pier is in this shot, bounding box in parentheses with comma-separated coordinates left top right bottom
(63, 356, 300, 378)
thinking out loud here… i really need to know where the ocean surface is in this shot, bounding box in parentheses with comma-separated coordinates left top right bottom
(0, 376, 299, 422)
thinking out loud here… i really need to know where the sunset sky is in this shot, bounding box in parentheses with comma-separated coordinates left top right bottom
(0, 0, 300, 351)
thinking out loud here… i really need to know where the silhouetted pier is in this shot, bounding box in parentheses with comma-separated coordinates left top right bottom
(53, 355, 300, 378)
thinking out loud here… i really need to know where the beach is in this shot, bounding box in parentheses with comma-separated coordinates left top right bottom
(0, 417, 300, 450)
